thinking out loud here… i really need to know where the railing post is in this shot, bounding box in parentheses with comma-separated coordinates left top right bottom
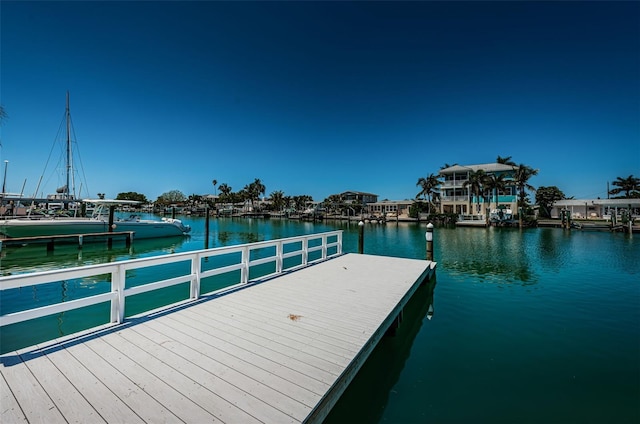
(190, 253, 200, 299)
(241, 246, 249, 284)
(302, 237, 309, 266)
(321, 235, 327, 259)
(110, 264, 126, 324)
(276, 241, 283, 274)
(338, 231, 343, 255)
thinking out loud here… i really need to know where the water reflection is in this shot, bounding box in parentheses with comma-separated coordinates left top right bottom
(0, 236, 186, 276)
(324, 276, 437, 424)
(439, 227, 537, 285)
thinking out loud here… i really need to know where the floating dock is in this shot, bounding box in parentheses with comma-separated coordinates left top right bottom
(1, 252, 436, 423)
(0, 231, 134, 252)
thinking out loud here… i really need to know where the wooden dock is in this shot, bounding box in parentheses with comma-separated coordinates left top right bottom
(1, 253, 436, 424)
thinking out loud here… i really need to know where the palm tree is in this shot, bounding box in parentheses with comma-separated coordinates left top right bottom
(484, 173, 507, 215)
(283, 195, 292, 212)
(270, 190, 285, 213)
(513, 164, 538, 228)
(245, 178, 266, 210)
(496, 155, 516, 166)
(0, 105, 7, 126)
(212, 179, 218, 197)
(609, 175, 640, 198)
(463, 169, 486, 215)
(324, 194, 342, 215)
(217, 183, 232, 204)
(292, 195, 312, 212)
(416, 174, 441, 214)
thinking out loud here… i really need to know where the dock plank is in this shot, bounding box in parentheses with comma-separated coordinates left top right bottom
(87, 336, 219, 423)
(115, 328, 265, 424)
(0, 354, 66, 424)
(1, 253, 435, 424)
(0, 371, 28, 423)
(130, 321, 302, 423)
(178, 307, 342, 383)
(62, 341, 179, 423)
(178, 310, 342, 382)
(167, 310, 332, 396)
(16, 345, 106, 424)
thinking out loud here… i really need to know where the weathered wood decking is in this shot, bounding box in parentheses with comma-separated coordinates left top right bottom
(1, 253, 436, 424)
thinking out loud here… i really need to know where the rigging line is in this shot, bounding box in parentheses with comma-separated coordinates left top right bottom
(68, 114, 90, 199)
(39, 109, 68, 194)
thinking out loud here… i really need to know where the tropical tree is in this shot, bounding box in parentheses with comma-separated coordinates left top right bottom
(416, 173, 441, 214)
(496, 155, 516, 166)
(187, 194, 203, 207)
(244, 178, 266, 210)
(609, 175, 640, 198)
(283, 195, 293, 211)
(323, 194, 342, 215)
(269, 190, 285, 212)
(535, 186, 565, 218)
(292, 195, 313, 212)
(212, 179, 218, 197)
(483, 173, 508, 213)
(218, 183, 232, 197)
(0, 105, 7, 126)
(156, 189, 186, 205)
(463, 169, 486, 215)
(116, 191, 148, 203)
(513, 164, 539, 228)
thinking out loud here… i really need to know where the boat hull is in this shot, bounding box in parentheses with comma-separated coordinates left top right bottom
(0, 218, 189, 239)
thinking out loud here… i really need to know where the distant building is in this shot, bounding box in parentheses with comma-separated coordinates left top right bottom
(366, 200, 413, 218)
(338, 191, 378, 205)
(439, 163, 518, 215)
(549, 198, 640, 220)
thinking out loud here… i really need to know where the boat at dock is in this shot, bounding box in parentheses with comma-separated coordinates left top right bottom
(0, 199, 191, 239)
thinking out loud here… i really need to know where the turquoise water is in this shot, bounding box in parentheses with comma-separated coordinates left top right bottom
(1, 216, 639, 423)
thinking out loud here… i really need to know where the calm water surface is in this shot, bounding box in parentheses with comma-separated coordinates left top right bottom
(1, 216, 638, 423)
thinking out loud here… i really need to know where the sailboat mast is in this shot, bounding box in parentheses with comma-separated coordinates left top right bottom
(65, 91, 71, 201)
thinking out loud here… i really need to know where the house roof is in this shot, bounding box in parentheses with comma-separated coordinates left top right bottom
(440, 163, 516, 174)
(339, 191, 378, 197)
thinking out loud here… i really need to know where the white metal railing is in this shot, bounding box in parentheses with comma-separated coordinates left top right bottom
(0, 231, 342, 329)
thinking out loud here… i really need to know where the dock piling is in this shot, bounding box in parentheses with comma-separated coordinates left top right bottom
(426, 222, 434, 261)
(358, 220, 364, 253)
(205, 206, 210, 249)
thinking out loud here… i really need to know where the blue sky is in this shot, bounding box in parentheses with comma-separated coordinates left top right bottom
(1, 1, 638, 202)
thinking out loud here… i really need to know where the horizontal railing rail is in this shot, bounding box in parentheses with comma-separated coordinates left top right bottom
(0, 231, 343, 330)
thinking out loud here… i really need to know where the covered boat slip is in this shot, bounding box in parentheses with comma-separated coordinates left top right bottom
(1, 253, 436, 424)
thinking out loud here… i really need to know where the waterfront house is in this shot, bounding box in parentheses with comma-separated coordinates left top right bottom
(549, 198, 640, 220)
(365, 199, 413, 218)
(439, 163, 518, 215)
(338, 191, 379, 205)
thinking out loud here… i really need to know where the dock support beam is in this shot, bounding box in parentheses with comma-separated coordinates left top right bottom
(358, 220, 364, 254)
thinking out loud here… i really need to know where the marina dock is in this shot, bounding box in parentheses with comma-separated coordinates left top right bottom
(0, 231, 134, 252)
(1, 232, 436, 423)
